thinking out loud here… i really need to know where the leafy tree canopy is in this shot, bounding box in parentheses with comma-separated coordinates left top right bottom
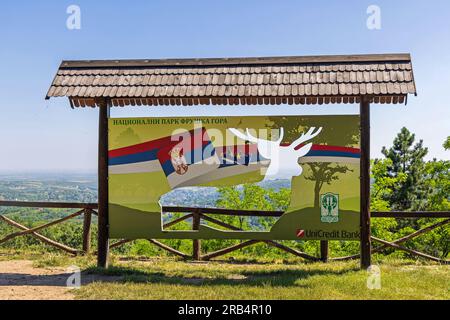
(444, 136, 450, 150)
(381, 127, 429, 211)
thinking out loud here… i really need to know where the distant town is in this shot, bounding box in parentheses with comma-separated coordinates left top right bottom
(0, 172, 291, 208)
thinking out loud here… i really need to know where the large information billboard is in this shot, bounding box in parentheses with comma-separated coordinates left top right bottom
(108, 115, 360, 240)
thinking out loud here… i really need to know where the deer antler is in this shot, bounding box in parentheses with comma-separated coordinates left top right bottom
(228, 128, 259, 143)
(289, 127, 322, 149)
(229, 128, 284, 144)
(276, 127, 284, 143)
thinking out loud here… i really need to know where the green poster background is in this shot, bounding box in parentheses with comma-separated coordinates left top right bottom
(108, 115, 360, 240)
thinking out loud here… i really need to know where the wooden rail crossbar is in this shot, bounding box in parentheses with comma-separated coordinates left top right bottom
(162, 206, 284, 217)
(0, 209, 84, 245)
(0, 201, 448, 264)
(372, 211, 450, 218)
(331, 218, 450, 264)
(0, 215, 79, 255)
(0, 201, 97, 255)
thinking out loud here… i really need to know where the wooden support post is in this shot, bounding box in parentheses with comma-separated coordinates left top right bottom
(360, 97, 372, 269)
(320, 240, 329, 262)
(192, 209, 201, 260)
(82, 209, 92, 254)
(97, 99, 110, 268)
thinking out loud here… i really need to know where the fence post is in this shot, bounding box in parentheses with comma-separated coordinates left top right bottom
(82, 208, 92, 254)
(320, 240, 329, 262)
(97, 99, 110, 268)
(360, 97, 372, 269)
(192, 209, 201, 260)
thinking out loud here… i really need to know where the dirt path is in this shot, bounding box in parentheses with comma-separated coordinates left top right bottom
(0, 260, 76, 300)
(0, 260, 123, 300)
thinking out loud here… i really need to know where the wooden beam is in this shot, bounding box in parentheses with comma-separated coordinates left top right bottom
(0, 210, 84, 244)
(0, 215, 79, 255)
(97, 99, 110, 268)
(82, 209, 92, 254)
(192, 210, 201, 261)
(83, 96, 409, 108)
(107, 238, 189, 259)
(331, 218, 450, 261)
(360, 97, 372, 269)
(320, 240, 329, 262)
(162, 213, 194, 229)
(371, 218, 450, 256)
(162, 206, 284, 217)
(200, 214, 319, 261)
(109, 239, 133, 250)
(201, 240, 261, 261)
(59, 53, 412, 69)
(372, 212, 450, 218)
(199, 214, 241, 231)
(147, 239, 190, 259)
(371, 236, 449, 264)
(263, 241, 319, 261)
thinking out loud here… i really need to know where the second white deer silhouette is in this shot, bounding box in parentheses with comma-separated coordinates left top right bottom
(229, 127, 323, 180)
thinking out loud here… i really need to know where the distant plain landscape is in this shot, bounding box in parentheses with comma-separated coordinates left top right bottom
(0, 172, 291, 208)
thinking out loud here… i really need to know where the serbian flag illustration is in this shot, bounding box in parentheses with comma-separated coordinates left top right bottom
(203, 143, 270, 181)
(108, 136, 167, 175)
(108, 124, 360, 189)
(108, 127, 220, 189)
(157, 127, 220, 188)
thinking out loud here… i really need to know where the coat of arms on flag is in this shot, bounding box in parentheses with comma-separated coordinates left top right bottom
(157, 127, 221, 189)
(169, 146, 188, 175)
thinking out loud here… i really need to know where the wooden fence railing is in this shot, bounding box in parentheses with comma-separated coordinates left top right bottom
(0, 201, 97, 255)
(0, 201, 448, 264)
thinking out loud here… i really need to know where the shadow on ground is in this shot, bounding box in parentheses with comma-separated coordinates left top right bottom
(0, 272, 122, 287)
(82, 264, 358, 288)
(0, 259, 358, 288)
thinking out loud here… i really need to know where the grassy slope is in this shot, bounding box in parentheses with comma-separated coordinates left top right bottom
(3, 251, 447, 300)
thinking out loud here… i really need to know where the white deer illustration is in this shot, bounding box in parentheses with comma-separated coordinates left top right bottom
(229, 127, 322, 180)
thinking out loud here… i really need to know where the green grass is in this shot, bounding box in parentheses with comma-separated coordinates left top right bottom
(1, 250, 448, 300)
(77, 259, 449, 300)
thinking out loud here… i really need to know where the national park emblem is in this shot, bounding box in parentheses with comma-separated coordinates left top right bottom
(320, 193, 339, 223)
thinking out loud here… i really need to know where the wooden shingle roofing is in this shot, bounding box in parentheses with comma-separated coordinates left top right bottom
(46, 53, 417, 107)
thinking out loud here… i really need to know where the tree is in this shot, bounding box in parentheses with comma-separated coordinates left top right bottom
(423, 160, 450, 211)
(370, 159, 407, 212)
(216, 184, 289, 230)
(444, 136, 450, 150)
(211, 184, 291, 256)
(370, 159, 405, 241)
(372, 132, 450, 258)
(381, 127, 429, 211)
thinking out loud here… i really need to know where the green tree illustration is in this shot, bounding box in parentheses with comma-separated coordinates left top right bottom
(268, 116, 359, 208)
(115, 128, 141, 147)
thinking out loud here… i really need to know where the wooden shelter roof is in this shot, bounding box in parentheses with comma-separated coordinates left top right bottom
(46, 53, 417, 107)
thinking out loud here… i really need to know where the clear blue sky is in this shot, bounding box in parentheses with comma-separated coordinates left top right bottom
(0, 0, 449, 173)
